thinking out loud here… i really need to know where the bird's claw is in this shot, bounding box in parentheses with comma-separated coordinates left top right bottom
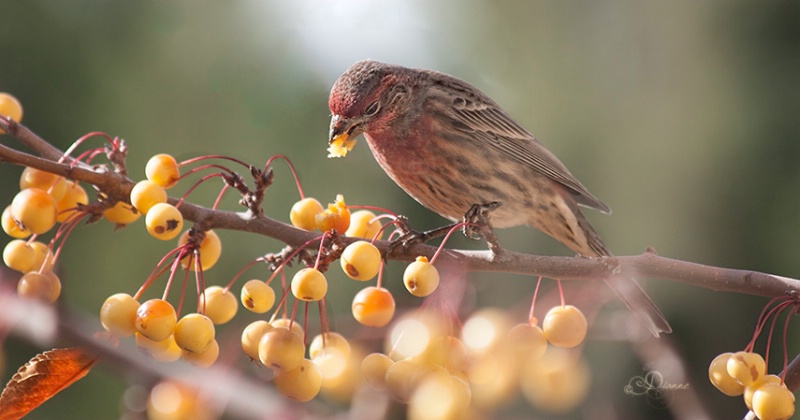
(388, 229, 427, 254)
(463, 202, 502, 254)
(387, 215, 426, 254)
(388, 215, 454, 254)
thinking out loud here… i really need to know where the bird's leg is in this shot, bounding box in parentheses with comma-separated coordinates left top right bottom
(388, 202, 502, 255)
(388, 215, 455, 254)
(463, 202, 502, 254)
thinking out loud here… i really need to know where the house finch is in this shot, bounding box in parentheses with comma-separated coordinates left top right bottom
(328, 60, 670, 336)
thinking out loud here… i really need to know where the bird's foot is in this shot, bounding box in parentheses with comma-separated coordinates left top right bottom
(388, 215, 453, 254)
(463, 202, 502, 254)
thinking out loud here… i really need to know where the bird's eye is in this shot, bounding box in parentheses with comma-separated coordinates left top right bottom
(364, 101, 380, 116)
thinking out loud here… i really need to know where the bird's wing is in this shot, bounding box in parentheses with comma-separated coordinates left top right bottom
(426, 74, 611, 214)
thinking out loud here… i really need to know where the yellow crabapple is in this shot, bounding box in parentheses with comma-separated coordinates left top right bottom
(103, 201, 141, 226)
(409, 373, 472, 420)
(467, 349, 519, 408)
(173, 313, 215, 354)
(130, 180, 167, 215)
(291, 267, 328, 301)
(542, 305, 588, 348)
(135, 299, 178, 342)
(417, 335, 469, 376)
(28, 241, 51, 273)
(271, 318, 305, 338)
(708, 352, 745, 397)
(240, 279, 275, 313)
(340, 241, 381, 281)
(258, 327, 305, 371)
(241, 320, 273, 360)
(145, 154, 181, 189)
(508, 322, 548, 362)
(403, 256, 440, 297)
(289, 197, 324, 231)
(752, 382, 795, 420)
(318, 344, 364, 401)
(0, 92, 23, 134)
(100, 293, 141, 337)
(135, 333, 182, 363)
(274, 358, 322, 402)
(727, 351, 766, 387)
(178, 229, 222, 271)
(2, 205, 30, 239)
(11, 188, 58, 234)
(521, 348, 591, 414)
(744, 374, 781, 409)
(17, 271, 61, 303)
(361, 352, 394, 389)
(352, 286, 395, 327)
(145, 203, 184, 240)
(385, 359, 448, 403)
(461, 308, 511, 352)
(3, 239, 36, 273)
(309, 332, 351, 360)
(19, 167, 66, 202)
(314, 194, 350, 233)
(309, 332, 351, 379)
(182, 339, 219, 368)
(56, 180, 88, 223)
(199, 285, 238, 324)
(345, 210, 383, 240)
(147, 381, 216, 420)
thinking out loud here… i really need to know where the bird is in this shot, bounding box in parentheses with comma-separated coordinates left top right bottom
(327, 60, 670, 336)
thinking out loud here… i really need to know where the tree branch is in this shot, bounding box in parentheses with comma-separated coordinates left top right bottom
(2, 116, 799, 299)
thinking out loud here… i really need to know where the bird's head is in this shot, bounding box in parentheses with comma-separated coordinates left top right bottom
(327, 60, 411, 157)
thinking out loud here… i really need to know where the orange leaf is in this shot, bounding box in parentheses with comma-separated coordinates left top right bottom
(0, 348, 99, 420)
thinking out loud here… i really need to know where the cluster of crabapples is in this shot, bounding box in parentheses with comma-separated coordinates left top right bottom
(351, 305, 593, 417)
(0, 93, 62, 302)
(289, 194, 446, 327)
(709, 351, 794, 420)
(98, 153, 230, 367)
(2, 91, 598, 413)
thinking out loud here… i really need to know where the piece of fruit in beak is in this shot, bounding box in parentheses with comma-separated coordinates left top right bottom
(328, 132, 358, 158)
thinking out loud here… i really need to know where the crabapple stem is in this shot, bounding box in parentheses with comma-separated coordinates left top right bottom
(195, 254, 208, 313)
(304, 301, 310, 343)
(430, 221, 475, 264)
(557, 279, 566, 307)
(174, 172, 227, 209)
(59, 131, 114, 164)
(747, 298, 792, 353)
(212, 184, 229, 211)
(177, 266, 191, 315)
(348, 204, 399, 218)
(180, 155, 251, 170)
(319, 298, 330, 334)
(529, 276, 543, 324)
(134, 247, 185, 300)
(224, 256, 264, 291)
(781, 307, 795, 382)
(313, 231, 331, 270)
(371, 216, 401, 244)
(264, 154, 305, 200)
(161, 253, 183, 302)
(290, 299, 300, 336)
(375, 259, 387, 289)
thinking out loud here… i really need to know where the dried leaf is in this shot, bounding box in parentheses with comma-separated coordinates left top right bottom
(0, 348, 99, 420)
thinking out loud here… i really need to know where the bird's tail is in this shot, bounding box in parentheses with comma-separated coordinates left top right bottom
(570, 203, 672, 336)
(603, 274, 672, 336)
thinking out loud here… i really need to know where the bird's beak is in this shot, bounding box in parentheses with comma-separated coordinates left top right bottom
(327, 114, 360, 158)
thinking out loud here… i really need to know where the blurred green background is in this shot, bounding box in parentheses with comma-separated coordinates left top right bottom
(2, 1, 800, 419)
